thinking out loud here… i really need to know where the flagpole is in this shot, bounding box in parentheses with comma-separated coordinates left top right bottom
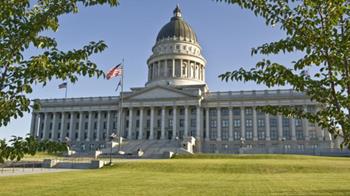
(65, 82, 68, 98)
(118, 59, 124, 152)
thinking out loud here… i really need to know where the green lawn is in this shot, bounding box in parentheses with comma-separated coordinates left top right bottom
(1, 154, 350, 195)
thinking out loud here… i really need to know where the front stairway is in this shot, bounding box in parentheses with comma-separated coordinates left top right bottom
(99, 138, 195, 158)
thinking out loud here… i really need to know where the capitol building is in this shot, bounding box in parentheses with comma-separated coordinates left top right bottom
(30, 6, 335, 155)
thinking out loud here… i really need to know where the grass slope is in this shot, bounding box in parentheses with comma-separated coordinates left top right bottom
(1, 154, 350, 195)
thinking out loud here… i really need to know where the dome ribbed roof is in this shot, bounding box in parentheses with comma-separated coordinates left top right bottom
(156, 6, 197, 43)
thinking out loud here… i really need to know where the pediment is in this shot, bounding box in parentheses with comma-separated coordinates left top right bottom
(125, 86, 195, 100)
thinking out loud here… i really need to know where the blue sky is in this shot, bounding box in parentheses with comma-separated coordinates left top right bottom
(0, 0, 296, 140)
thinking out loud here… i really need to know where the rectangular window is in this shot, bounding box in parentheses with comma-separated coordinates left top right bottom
(222, 130, 229, 140)
(157, 120, 161, 128)
(258, 119, 265, 127)
(75, 122, 79, 130)
(179, 119, 184, 127)
(245, 108, 252, 115)
(245, 119, 253, 127)
(84, 122, 88, 130)
(67, 123, 70, 130)
(210, 120, 217, 128)
(221, 108, 229, 116)
(209, 109, 217, 116)
(103, 121, 107, 129)
(233, 108, 240, 115)
(49, 123, 53, 130)
(58, 122, 61, 130)
(283, 118, 290, 127)
(94, 122, 97, 130)
(169, 119, 173, 127)
(136, 120, 140, 128)
(191, 119, 196, 127)
(246, 131, 253, 140)
(270, 119, 277, 127)
(233, 119, 241, 127)
(296, 130, 304, 140)
(147, 120, 150, 128)
(234, 131, 240, 140)
(222, 119, 229, 128)
(258, 131, 265, 140)
(191, 108, 196, 115)
(295, 119, 302, 127)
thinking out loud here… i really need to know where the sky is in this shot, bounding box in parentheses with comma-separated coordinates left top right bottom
(0, 0, 297, 140)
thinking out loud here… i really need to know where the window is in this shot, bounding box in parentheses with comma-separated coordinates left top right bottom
(245, 119, 253, 127)
(233, 119, 241, 127)
(222, 119, 229, 128)
(147, 120, 150, 128)
(58, 122, 61, 130)
(310, 130, 317, 139)
(168, 109, 173, 116)
(258, 131, 265, 140)
(75, 132, 79, 139)
(169, 119, 173, 127)
(103, 121, 107, 129)
(258, 119, 265, 127)
(93, 132, 97, 140)
(296, 130, 304, 140)
(295, 119, 302, 127)
(222, 130, 229, 140)
(179, 119, 184, 127)
(157, 120, 161, 128)
(136, 120, 140, 128)
(49, 133, 52, 139)
(113, 122, 116, 129)
(245, 108, 252, 115)
(246, 131, 253, 140)
(66, 123, 70, 130)
(270, 119, 277, 127)
(210, 120, 217, 128)
(221, 108, 229, 116)
(84, 132, 87, 139)
(49, 123, 53, 130)
(209, 109, 217, 116)
(234, 131, 240, 140)
(57, 133, 61, 139)
(191, 108, 196, 115)
(84, 122, 88, 130)
(179, 109, 184, 115)
(233, 108, 240, 115)
(104, 112, 107, 118)
(94, 122, 97, 130)
(283, 118, 290, 127)
(75, 122, 79, 130)
(270, 129, 278, 140)
(191, 119, 196, 127)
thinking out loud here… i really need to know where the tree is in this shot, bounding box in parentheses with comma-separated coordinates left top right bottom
(0, 135, 67, 163)
(0, 0, 119, 127)
(217, 0, 350, 148)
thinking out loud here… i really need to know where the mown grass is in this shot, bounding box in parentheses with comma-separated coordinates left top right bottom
(1, 154, 350, 195)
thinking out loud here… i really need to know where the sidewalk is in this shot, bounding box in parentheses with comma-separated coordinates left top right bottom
(0, 168, 80, 177)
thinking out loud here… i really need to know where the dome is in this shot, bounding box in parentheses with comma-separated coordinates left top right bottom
(156, 6, 197, 43)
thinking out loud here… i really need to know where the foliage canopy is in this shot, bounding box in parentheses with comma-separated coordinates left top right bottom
(218, 0, 350, 148)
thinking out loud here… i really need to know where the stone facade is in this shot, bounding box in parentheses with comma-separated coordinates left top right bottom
(30, 6, 334, 153)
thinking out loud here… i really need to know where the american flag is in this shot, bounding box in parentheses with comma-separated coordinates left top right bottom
(58, 82, 67, 89)
(106, 64, 122, 80)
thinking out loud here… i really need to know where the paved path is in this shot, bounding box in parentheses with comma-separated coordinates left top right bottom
(0, 168, 81, 177)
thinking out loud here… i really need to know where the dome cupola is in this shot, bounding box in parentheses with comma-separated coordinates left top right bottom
(146, 6, 207, 87)
(156, 5, 197, 43)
